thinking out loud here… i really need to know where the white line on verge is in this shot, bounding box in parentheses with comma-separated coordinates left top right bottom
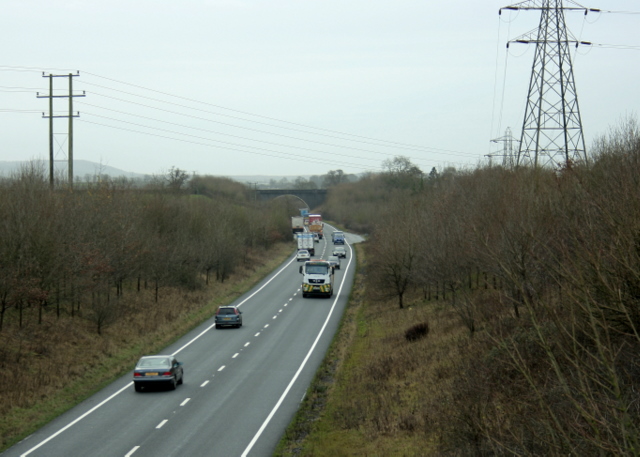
(18, 255, 299, 457)
(241, 239, 355, 457)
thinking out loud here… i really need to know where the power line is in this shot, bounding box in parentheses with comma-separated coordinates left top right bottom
(80, 71, 475, 156)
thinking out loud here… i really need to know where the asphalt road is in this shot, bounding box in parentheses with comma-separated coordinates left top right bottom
(2, 228, 361, 457)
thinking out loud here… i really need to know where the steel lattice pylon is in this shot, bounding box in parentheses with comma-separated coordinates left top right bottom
(504, 0, 587, 168)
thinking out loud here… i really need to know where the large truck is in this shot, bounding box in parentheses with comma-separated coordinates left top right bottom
(291, 216, 305, 234)
(299, 259, 334, 298)
(331, 231, 345, 245)
(308, 214, 324, 239)
(296, 233, 315, 256)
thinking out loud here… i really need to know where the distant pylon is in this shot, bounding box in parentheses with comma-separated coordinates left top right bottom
(502, 0, 587, 168)
(488, 127, 519, 168)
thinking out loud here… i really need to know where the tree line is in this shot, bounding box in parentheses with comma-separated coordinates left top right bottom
(0, 165, 296, 334)
(320, 120, 640, 455)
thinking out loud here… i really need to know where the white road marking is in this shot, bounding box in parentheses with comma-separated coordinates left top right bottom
(156, 420, 168, 429)
(200, 380, 210, 387)
(254, 333, 260, 337)
(16, 251, 306, 456)
(241, 238, 355, 457)
(273, 315, 277, 319)
(125, 446, 140, 457)
(244, 342, 250, 347)
(264, 324, 269, 329)
(180, 398, 191, 406)
(232, 353, 239, 359)
(218, 365, 226, 372)
(279, 309, 283, 313)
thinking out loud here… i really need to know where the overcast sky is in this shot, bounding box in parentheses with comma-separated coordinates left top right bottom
(1, 0, 638, 179)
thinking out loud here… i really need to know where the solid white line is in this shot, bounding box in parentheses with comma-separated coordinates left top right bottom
(201, 380, 210, 387)
(18, 254, 299, 456)
(156, 419, 168, 429)
(20, 382, 133, 456)
(125, 446, 140, 457)
(180, 398, 191, 406)
(241, 239, 355, 457)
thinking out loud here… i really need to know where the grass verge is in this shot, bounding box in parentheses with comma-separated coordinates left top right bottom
(0, 242, 294, 452)
(275, 242, 469, 456)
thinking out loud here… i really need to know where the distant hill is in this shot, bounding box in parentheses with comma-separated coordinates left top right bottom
(0, 160, 327, 185)
(0, 160, 148, 180)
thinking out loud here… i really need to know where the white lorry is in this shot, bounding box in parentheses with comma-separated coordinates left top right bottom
(291, 216, 305, 234)
(296, 233, 315, 256)
(299, 259, 334, 298)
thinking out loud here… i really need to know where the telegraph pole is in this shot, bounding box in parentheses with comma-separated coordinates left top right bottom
(501, 0, 591, 168)
(37, 72, 85, 188)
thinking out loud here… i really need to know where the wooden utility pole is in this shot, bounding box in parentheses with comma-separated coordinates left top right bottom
(37, 72, 85, 189)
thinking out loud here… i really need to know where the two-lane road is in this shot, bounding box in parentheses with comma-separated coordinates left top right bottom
(2, 230, 361, 457)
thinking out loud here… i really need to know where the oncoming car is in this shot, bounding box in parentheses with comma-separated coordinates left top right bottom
(133, 355, 184, 392)
(215, 305, 243, 329)
(297, 249, 311, 261)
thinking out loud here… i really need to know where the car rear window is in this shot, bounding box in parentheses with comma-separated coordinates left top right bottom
(218, 308, 236, 315)
(139, 358, 170, 368)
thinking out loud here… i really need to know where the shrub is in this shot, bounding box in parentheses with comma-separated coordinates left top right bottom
(405, 322, 429, 342)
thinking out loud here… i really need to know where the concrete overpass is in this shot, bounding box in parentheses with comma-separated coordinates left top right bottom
(255, 189, 328, 210)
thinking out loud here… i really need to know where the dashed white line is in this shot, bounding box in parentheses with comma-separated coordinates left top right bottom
(218, 365, 226, 372)
(125, 446, 140, 457)
(279, 309, 283, 313)
(254, 332, 261, 337)
(264, 324, 269, 329)
(273, 316, 277, 320)
(201, 380, 210, 387)
(156, 419, 168, 429)
(244, 342, 251, 347)
(232, 353, 239, 359)
(180, 398, 191, 406)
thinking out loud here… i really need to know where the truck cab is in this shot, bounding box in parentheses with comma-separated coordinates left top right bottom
(299, 260, 334, 298)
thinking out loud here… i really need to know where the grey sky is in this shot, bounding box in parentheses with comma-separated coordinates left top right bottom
(1, 1, 638, 178)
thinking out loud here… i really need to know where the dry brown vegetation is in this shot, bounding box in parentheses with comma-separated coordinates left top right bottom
(280, 120, 640, 455)
(0, 167, 299, 451)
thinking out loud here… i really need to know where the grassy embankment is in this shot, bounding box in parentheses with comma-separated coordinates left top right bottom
(277, 242, 467, 456)
(0, 241, 294, 452)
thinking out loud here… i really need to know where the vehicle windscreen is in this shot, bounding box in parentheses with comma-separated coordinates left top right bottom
(306, 265, 329, 275)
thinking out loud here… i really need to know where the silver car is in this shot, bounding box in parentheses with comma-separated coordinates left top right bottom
(328, 255, 341, 270)
(133, 355, 184, 392)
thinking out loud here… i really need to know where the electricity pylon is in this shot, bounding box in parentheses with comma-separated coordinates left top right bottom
(487, 127, 519, 169)
(502, 0, 588, 168)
